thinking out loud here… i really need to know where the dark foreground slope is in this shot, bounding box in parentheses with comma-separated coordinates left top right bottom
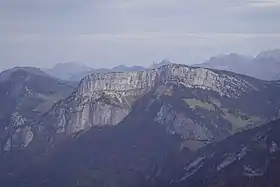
(1, 103, 280, 187)
(171, 119, 280, 187)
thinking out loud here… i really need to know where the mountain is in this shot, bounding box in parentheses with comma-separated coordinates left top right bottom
(44, 62, 94, 81)
(197, 49, 280, 80)
(196, 53, 252, 74)
(251, 49, 280, 80)
(0, 67, 51, 82)
(150, 59, 173, 69)
(273, 73, 280, 80)
(37, 64, 280, 138)
(0, 67, 75, 153)
(1, 64, 280, 187)
(257, 49, 280, 59)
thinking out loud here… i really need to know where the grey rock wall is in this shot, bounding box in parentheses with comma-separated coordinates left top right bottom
(39, 64, 256, 136)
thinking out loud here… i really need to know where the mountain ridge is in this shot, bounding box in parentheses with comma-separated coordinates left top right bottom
(21, 63, 280, 151)
(43, 60, 172, 81)
(40, 64, 256, 135)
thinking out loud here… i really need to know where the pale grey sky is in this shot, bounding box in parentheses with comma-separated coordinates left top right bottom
(1, 0, 280, 70)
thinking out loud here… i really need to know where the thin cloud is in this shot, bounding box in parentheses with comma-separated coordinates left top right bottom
(247, 0, 280, 7)
(0, 0, 280, 69)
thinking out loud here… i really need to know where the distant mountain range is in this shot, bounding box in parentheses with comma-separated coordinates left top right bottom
(197, 49, 280, 80)
(44, 63, 147, 81)
(43, 60, 173, 81)
(44, 49, 280, 82)
(43, 62, 94, 81)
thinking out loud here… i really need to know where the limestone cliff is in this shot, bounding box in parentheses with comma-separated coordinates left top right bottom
(38, 64, 257, 136)
(78, 64, 254, 97)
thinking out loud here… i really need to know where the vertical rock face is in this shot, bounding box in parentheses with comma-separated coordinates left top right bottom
(78, 71, 155, 95)
(39, 64, 256, 136)
(40, 90, 134, 134)
(78, 64, 254, 98)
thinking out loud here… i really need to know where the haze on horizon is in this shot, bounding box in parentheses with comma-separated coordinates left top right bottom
(1, 0, 280, 70)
